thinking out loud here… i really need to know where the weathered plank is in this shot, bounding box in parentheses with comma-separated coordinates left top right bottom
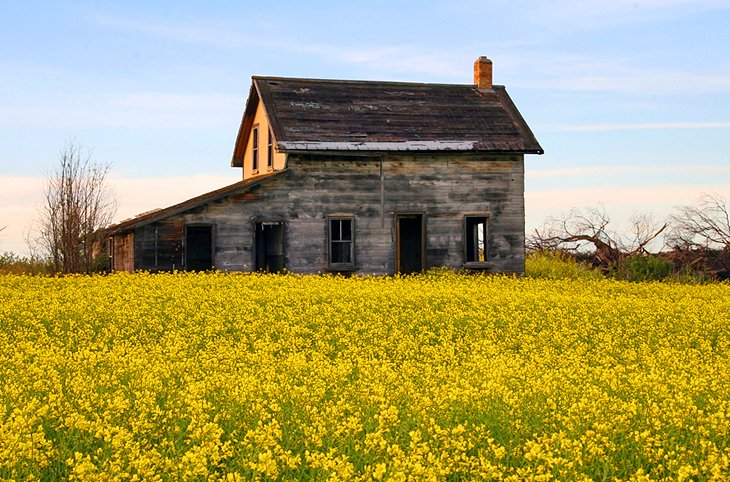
(117, 152, 525, 274)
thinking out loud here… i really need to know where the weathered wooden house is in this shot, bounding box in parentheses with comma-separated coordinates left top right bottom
(106, 56, 543, 274)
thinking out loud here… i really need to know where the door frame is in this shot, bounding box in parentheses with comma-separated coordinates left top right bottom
(395, 213, 426, 274)
(184, 223, 215, 271)
(253, 219, 285, 272)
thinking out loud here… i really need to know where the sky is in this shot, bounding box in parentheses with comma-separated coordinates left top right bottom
(1, 0, 729, 255)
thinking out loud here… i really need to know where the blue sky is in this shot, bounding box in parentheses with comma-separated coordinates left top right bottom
(1, 0, 729, 254)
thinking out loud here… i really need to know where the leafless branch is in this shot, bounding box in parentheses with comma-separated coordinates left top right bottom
(625, 213, 667, 255)
(31, 141, 116, 273)
(668, 193, 730, 250)
(529, 205, 667, 268)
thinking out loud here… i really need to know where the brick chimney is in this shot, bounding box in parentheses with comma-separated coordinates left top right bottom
(474, 56, 493, 90)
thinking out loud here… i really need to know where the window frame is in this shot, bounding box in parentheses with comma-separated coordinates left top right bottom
(463, 215, 489, 267)
(327, 215, 356, 270)
(267, 129, 274, 170)
(251, 125, 259, 173)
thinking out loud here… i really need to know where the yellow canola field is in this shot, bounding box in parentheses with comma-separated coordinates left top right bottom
(0, 272, 729, 481)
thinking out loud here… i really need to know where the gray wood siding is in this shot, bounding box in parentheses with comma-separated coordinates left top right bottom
(124, 153, 525, 274)
(132, 221, 183, 271)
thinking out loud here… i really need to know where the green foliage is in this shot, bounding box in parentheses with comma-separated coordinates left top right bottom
(0, 251, 52, 275)
(525, 251, 603, 280)
(667, 265, 714, 285)
(526, 251, 719, 284)
(616, 254, 674, 282)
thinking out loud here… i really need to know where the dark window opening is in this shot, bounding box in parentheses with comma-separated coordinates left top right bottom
(397, 214, 424, 274)
(465, 216, 488, 263)
(255, 222, 284, 273)
(107, 237, 114, 271)
(329, 217, 354, 267)
(252, 126, 259, 172)
(186, 225, 213, 271)
(267, 130, 273, 169)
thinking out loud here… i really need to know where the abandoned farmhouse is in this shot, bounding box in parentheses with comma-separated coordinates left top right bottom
(106, 57, 543, 275)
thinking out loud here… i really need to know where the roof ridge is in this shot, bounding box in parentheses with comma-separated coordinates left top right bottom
(231, 78, 542, 156)
(252, 75, 504, 89)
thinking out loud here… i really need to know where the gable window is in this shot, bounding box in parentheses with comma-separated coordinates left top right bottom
(267, 130, 274, 169)
(252, 125, 259, 172)
(328, 216, 355, 268)
(465, 216, 488, 263)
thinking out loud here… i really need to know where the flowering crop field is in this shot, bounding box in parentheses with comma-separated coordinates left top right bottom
(1, 273, 729, 481)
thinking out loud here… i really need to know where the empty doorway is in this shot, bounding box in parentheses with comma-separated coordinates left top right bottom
(396, 214, 424, 274)
(185, 225, 213, 271)
(255, 222, 284, 272)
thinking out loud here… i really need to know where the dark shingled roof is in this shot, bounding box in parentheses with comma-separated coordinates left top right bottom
(232, 77, 542, 166)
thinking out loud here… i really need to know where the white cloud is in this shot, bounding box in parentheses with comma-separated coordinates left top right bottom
(324, 47, 469, 79)
(87, 14, 256, 49)
(525, 182, 730, 235)
(0, 176, 45, 255)
(109, 173, 238, 222)
(508, 51, 730, 95)
(113, 93, 239, 111)
(547, 69, 730, 95)
(526, 184, 728, 212)
(527, 164, 730, 179)
(0, 174, 237, 256)
(0, 92, 241, 129)
(85, 13, 470, 80)
(528, 0, 730, 32)
(81, 5, 730, 94)
(542, 122, 730, 133)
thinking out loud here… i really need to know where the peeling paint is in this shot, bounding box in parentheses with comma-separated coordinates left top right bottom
(348, 104, 388, 112)
(289, 101, 329, 110)
(384, 90, 426, 96)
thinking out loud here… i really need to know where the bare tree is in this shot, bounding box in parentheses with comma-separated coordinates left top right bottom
(669, 193, 730, 250)
(35, 141, 116, 273)
(625, 212, 669, 254)
(529, 205, 667, 268)
(667, 193, 730, 279)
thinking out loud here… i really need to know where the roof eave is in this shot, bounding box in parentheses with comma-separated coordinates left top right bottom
(231, 79, 289, 168)
(281, 148, 544, 156)
(231, 83, 260, 168)
(492, 86, 544, 155)
(278, 140, 543, 155)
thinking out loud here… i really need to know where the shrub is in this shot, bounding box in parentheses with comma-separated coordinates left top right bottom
(616, 254, 674, 282)
(525, 250, 603, 280)
(0, 251, 52, 275)
(668, 265, 713, 285)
